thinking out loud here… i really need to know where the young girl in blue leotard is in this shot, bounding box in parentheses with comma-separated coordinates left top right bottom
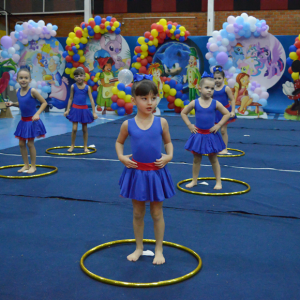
(181, 73, 230, 190)
(64, 67, 98, 153)
(5, 66, 47, 174)
(116, 74, 175, 265)
(213, 66, 236, 154)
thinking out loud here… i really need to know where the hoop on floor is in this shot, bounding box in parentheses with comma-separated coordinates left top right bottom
(177, 177, 250, 196)
(80, 239, 202, 287)
(45, 146, 97, 156)
(204, 148, 245, 158)
(0, 164, 58, 179)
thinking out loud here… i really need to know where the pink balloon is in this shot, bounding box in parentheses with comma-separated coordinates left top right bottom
(227, 78, 235, 88)
(227, 16, 236, 24)
(209, 43, 218, 52)
(260, 91, 269, 99)
(254, 88, 262, 96)
(12, 54, 20, 63)
(226, 24, 234, 33)
(205, 52, 213, 60)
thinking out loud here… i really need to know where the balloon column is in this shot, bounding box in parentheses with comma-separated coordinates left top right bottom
(63, 15, 121, 81)
(287, 34, 300, 81)
(1, 20, 58, 64)
(130, 18, 190, 75)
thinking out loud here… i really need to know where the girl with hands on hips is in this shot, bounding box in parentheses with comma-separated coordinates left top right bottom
(181, 72, 230, 190)
(116, 74, 175, 265)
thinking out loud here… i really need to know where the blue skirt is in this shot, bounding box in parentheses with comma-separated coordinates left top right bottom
(215, 105, 237, 124)
(119, 166, 175, 202)
(14, 119, 46, 140)
(67, 107, 94, 124)
(185, 132, 226, 155)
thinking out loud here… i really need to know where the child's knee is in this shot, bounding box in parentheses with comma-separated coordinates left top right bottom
(193, 154, 202, 164)
(150, 206, 163, 221)
(133, 208, 145, 220)
(27, 140, 35, 148)
(19, 140, 26, 148)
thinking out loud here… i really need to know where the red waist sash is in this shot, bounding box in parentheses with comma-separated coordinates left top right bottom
(72, 104, 88, 109)
(21, 116, 39, 122)
(225, 104, 230, 108)
(196, 127, 211, 134)
(132, 158, 160, 171)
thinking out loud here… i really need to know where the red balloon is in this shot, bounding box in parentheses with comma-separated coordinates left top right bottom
(94, 33, 101, 39)
(165, 29, 170, 35)
(84, 67, 89, 73)
(144, 31, 151, 39)
(141, 59, 148, 66)
(73, 62, 80, 68)
(117, 99, 125, 107)
(175, 34, 180, 39)
(79, 63, 85, 67)
(111, 17, 116, 22)
(158, 38, 164, 44)
(161, 77, 167, 82)
(110, 22, 114, 26)
(139, 66, 147, 74)
(295, 41, 300, 49)
(167, 95, 176, 103)
(91, 76, 95, 80)
(66, 56, 73, 62)
(126, 108, 133, 115)
(149, 35, 154, 41)
(100, 24, 105, 29)
(124, 102, 133, 110)
(85, 23, 89, 29)
(167, 32, 172, 38)
(151, 23, 158, 30)
(166, 77, 171, 81)
(135, 46, 142, 53)
(173, 22, 178, 27)
(80, 22, 85, 29)
(295, 37, 299, 42)
(76, 30, 82, 38)
(101, 18, 106, 23)
(174, 106, 181, 113)
(167, 21, 172, 25)
(185, 31, 190, 36)
(89, 20, 95, 28)
(136, 57, 141, 62)
(159, 32, 166, 39)
(71, 43, 75, 47)
(157, 25, 164, 32)
(168, 103, 175, 109)
(128, 83, 133, 87)
(146, 56, 153, 63)
(65, 46, 71, 51)
(297, 49, 300, 57)
(111, 95, 118, 102)
(92, 85, 98, 91)
(288, 67, 293, 74)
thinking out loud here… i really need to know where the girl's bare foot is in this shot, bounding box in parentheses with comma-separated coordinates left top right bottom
(218, 149, 228, 154)
(127, 249, 143, 262)
(84, 148, 90, 153)
(18, 165, 29, 173)
(67, 146, 74, 153)
(27, 166, 37, 174)
(186, 180, 197, 188)
(153, 251, 165, 265)
(214, 182, 222, 190)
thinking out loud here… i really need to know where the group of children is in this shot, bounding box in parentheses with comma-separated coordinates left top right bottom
(6, 64, 235, 265)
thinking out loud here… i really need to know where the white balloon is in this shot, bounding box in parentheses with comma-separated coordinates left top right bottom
(252, 93, 259, 102)
(216, 35, 222, 41)
(212, 31, 219, 38)
(8, 47, 15, 54)
(46, 24, 53, 31)
(45, 34, 51, 39)
(241, 13, 249, 21)
(38, 20, 45, 27)
(40, 34, 45, 39)
(12, 54, 20, 62)
(261, 31, 268, 37)
(23, 22, 28, 29)
(30, 80, 37, 88)
(227, 16, 236, 24)
(229, 40, 237, 47)
(118, 69, 133, 85)
(226, 24, 234, 33)
(219, 46, 227, 52)
(50, 30, 56, 37)
(33, 35, 39, 41)
(248, 16, 257, 26)
(261, 86, 267, 92)
(250, 25, 256, 32)
(208, 37, 216, 43)
(227, 78, 235, 88)
(36, 27, 42, 34)
(228, 67, 236, 74)
(205, 52, 213, 60)
(221, 38, 229, 46)
(22, 39, 28, 45)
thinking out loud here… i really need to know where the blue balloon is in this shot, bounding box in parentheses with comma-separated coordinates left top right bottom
(286, 57, 293, 66)
(176, 83, 183, 91)
(106, 16, 112, 21)
(243, 22, 250, 31)
(52, 25, 58, 31)
(87, 26, 92, 31)
(137, 53, 141, 57)
(258, 98, 267, 107)
(9, 80, 15, 86)
(73, 54, 80, 62)
(244, 30, 251, 39)
(106, 26, 111, 31)
(87, 79, 95, 86)
(42, 86, 49, 93)
(66, 62, 73, 68)
(184, 100, 190, 106)
(115, 28, 121, 34)
(222, 22, 229, 29)
(148, 45, 156, 53)
(224, 60, 233, 69)
(89, 30, 95, 36)
(125, 86, 132, 95)
(169, 80, 177, 88)
(174, 29, 180, 35)
(63, 51, 68, 58)
(220, 29, 228, 38)
(1, 51, 8, 58)
(111, 102, 118, 110)
(94, 16, 101, 25)
(92, 91, 98, 100)
(72, 46, 77, 51)
(15, 32, 19, 39)
(144, 38, 149, 43)
(213, 51, 220, 58)
(209, 57, 217, 65)
(253, 31, 260, 37)
(236, 68, 241, 73)
(146, 63, 151, 68)
(117, 107, 126, 116)
(238, 30, 245, 37)
(236, 16, 244, 25)
(117, 83, 126, 91)
(217, 41, 222, 46)
(176, 91, 183, 99)
(179, 36, 185, 42)
(132, 55, 137, 62)
(256, 21, 262, 27)
(182, 94, 188, 101)
(289, 45, 297, 52)
(167, 24, 172, 30)
(130, 67, 138, 75)
(81, 23, 85, 29)
(90, 72, 96, 77)
(227, 33, 235, 41)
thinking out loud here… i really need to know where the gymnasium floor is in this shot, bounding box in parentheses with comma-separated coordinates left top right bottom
(0, 111, 299, 300)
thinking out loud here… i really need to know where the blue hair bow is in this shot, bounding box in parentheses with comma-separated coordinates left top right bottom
(133, 73, 153, 82)
(202, 71, 214, 78)
(213, 66, 223, 73)
(20, 65, 31, 71)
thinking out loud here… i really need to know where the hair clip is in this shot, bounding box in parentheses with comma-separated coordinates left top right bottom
(213, 66, 223, 73)
(202, 71, 214, 78)
(133, 73, 153, 82)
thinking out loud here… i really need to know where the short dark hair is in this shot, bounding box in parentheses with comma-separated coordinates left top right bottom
(132, 79, 158, 98)
(74, 67, 85, 76)
(213, 65, 225, 78)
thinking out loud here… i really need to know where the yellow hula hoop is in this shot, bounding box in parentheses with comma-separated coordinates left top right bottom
(80, 239, 202, 287)
(177, 177, 250, 196)
(0, 164, 58, 179)
(45, 146, 97, 156)
(204, 148, 245, 158)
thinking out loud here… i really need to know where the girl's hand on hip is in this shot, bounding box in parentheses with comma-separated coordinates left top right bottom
(32, 114, 40, 121)
(188, 124, 198, 134)
(119, 154, 138, 168)
(210, 124, 220, 134)
(154, 154, 172, 168)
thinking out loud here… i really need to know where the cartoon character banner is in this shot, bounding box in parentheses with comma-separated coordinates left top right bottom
(83, 33, 131, 111)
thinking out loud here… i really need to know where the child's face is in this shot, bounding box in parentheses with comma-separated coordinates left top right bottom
(104, 63, 112, 72)
(214, 74, 224, 87)
(133, 93, 158, 114)
(74, 73, 85, 83)
(199, 80, 215, 99)
(17, 71, 31, 88)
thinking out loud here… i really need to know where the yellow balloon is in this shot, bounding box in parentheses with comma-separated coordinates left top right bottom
(151, 29, 158, 38)
(80, 37, 88, 44)
(73, 37, 80, 44)
(65, 68, 71, 74)
(79, 56, 86, 63)
(164, 92, 169, 98)
(164, 25, 167, 31)
(76, 45, 80, 49)
(118, 91, 126, 99)
(135, 62, 141, 69)
(83, 30, 89, 38)
(93, 77, 98, 82)
(179, 26, 184, 31)
(111, 26, 116, 31)
(163, 84, 170, 93)
(88, 18, 94, 22)
(171, 35, 176, 40)
(172, 25, 176, 30)
(66, 38, 73, 46)
(71, 67, 76, 74)
(100, 29, 106, 34)
(112, 87, 118, 94)
(292, 72, 299, 81)
(94, 25, 100, 33)
(114, 81, 120, 87)
(190, 109, 195, 115)
(138, 37, 145, 44)
(85, 73, 90, 81)
(289, 52, 298, 61)
(69, 32, 75, 38)
(68, 51, 74, 56)
(125, 95, 132, 103)
(141, 55, 145, 59)
(74, 27, 81, 32)
(153, 38, 158, 47)
(170, 29, 175, 34)
(114, 21, 120, 28)
(105, 21, 110, 26)
(141, 51, 148, 58)
(141, 44, 148, 52)
(180, 31, 185, 36)
(159, 19, 167, 26)
(78, 50, 84, 56)
(148, 41, 153, 46)
(70, 73, 74, 79)
(170, 88, 177, 96)
(174, 98, 182, 107)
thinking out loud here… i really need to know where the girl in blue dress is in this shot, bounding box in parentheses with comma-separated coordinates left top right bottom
(181, 73, 230, 190)
(5, 66, 47, 174)
(213, 66, 236, 154)
(116, 74, 175, 265)
(64, 67, 98, 153)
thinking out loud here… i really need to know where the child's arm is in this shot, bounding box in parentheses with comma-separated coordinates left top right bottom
(31, 88, 48, 121)
(155, 118, 173, 168)
(225, 86, 235, 117)
(180, 100, 197, 133)
(100, 78, 114, 87)
(87, 86, 98, 119)
(5, 89, 19, 107)
(116, 120, 137, 168)
(64, 85, 74, 117)
(210, 101, 230, 133)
